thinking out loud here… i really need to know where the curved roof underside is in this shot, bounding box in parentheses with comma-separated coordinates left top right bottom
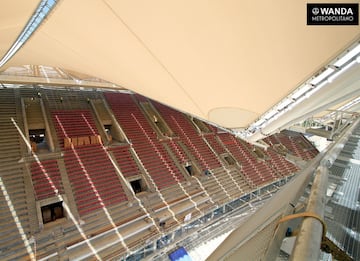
(0, 0, 359, 129)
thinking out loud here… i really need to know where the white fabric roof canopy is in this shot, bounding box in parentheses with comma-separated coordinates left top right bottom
(0, 0, 359, 129)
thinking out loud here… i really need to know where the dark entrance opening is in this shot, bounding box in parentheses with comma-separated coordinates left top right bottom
(41, 201, 64, 224)
(130, 179, 143, 194)
(29, 129, 49, 152)
(185, 163, 193, 176)
(224, 155, 236, 165)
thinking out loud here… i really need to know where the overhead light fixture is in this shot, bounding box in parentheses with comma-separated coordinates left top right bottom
(309, 67, 334, 85)
(333, 43, 360, 67)
(0, 0, 57, 68)
(288, 93, 307, 109)
(275, 98, 293, 111)
(257, 118, 267, 125)
(291, 84, 312, 100)
(263, 109, 278, 120)
(328, 60, 357, 83)
(306, 81, 329, 98)
(249, 118, 267, 130)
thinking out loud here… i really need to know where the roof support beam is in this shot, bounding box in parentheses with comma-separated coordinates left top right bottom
(247, 63, 360, 142)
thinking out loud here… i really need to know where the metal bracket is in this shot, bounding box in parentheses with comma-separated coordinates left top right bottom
(278, 212, 354, 261)
(321, 236, 354, 261)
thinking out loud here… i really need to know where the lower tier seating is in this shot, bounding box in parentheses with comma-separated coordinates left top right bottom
(64, 144, 128, 216)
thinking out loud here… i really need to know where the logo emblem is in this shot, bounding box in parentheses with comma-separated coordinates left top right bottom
(307, 3, 358, 25)
(312, 7, 320, 15)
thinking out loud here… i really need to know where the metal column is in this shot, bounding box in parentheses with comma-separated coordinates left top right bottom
(290, 166, 328, 261)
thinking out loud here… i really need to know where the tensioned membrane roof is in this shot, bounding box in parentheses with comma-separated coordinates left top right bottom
(0, 0, 359, 129)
